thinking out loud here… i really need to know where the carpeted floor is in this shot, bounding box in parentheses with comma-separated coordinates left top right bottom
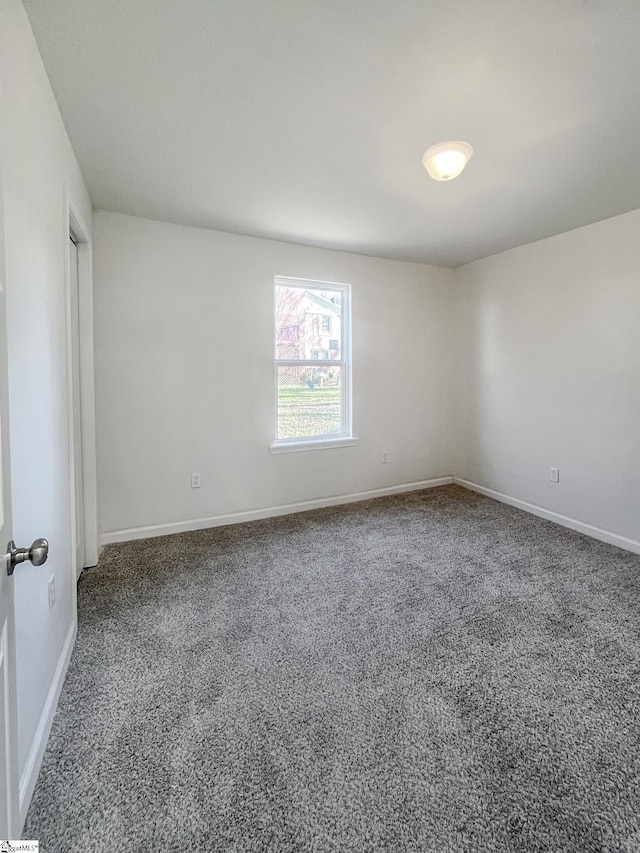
(24, 485, 640, 852)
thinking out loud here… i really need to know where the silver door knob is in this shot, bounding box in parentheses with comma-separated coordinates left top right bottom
(6, 538, 49, 576)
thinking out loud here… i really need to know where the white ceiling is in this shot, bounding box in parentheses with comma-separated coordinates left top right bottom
(23, 0, 640, 267)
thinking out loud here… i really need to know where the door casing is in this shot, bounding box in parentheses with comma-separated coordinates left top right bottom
(67, 203, 97, 574)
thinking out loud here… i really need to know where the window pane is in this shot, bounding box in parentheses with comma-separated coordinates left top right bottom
(277, 365, 342, 439)
(276, 286, 342, 360)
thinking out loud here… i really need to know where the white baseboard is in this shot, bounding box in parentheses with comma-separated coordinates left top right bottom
(99, 477, 455, 546)
(19, 619, 77, 831)
(455, 478, 640, 556)
(100, 475, 640, 555)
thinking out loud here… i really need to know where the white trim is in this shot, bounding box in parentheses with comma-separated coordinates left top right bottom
(455, 478, 640, 556)
(65, 231, 82, 582)
(18, 620, 77, 829)
(274, 275, 350, 291)
(68, 201, 98, 569)
(99, 477, 455, 545)
(99, 474, 640, 554)
(270, 436, 360, 454)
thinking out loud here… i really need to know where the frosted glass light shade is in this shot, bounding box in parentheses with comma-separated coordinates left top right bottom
(422, 141, 473, 181)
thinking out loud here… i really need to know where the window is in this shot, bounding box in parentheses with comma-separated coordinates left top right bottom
(271, 277, 357, 452)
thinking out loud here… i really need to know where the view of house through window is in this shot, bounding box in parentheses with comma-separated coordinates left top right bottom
(274, 277, 351, 442)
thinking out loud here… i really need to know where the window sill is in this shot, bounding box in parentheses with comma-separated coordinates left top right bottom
(269, 436, 360, 454)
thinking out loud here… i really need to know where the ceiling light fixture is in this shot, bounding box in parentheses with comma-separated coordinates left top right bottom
(422, 141, 473, 181)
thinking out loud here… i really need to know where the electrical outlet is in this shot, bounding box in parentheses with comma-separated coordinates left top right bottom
(191, 472, 201, 488)
(550, 467, 559, 484)
(48, 575, 56, 611)
(382, 451, 389, 464)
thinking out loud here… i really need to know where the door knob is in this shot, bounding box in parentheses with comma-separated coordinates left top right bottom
(6, 538, 49, 576)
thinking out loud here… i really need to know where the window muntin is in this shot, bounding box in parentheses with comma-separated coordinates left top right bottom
(274, 277, 351, 444)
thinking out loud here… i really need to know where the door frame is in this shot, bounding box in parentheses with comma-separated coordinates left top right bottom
(66, 199, 97, 575)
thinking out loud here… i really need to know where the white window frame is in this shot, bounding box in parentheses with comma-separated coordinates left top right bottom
(270, 276, 358, 454)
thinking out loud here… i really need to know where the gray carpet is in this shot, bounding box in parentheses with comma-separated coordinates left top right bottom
(25, 485, 640, 852)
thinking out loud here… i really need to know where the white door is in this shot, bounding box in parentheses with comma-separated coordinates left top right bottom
(0, 161, 20, 836)
(69, 236, 85, 578)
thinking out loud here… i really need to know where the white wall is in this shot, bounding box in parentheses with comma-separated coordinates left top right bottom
(454, 210, 640, 549)
(93, 211, 456, 540)
(1, 0, 93, 820)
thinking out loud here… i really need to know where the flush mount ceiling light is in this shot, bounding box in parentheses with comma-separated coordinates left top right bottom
(422, 141, 473, 181)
